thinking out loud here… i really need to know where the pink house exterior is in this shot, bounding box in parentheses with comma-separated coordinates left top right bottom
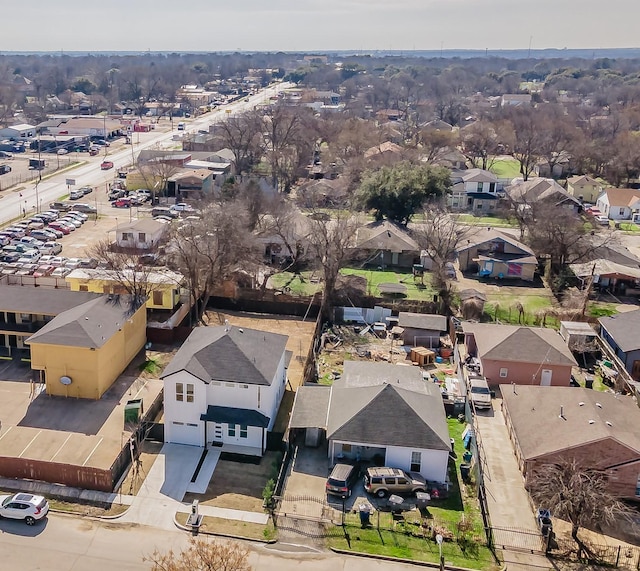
(463, 323, 577, 386)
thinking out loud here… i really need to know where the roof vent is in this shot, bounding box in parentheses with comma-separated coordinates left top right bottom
(578, 402, 585, 406)
(85, 317, 89, 320)
(238, 328, 243, 333)
(606, 421, 613, 427)
(596, 402, 602, 408)
(589, 419, 595, 424)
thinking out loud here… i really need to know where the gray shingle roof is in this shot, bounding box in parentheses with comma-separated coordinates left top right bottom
(289, 386, 331, 429)
(0, 286, 100, 316)
(161, 326, 288, 386)
(200, 405, 270, 428)
(327, 362, 450, 451)
(398, 312, 447, 332)
(501, 385, 640, 460)
(26, 295, 138, 349)
(599, 309, 640, 353)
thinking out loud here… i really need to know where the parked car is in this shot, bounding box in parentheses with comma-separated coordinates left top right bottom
(41, 210, 60, 220)
(70, 203, 97, 214)
(152, 206, 178, 219)
(1, 263, 20, 274)
(364, 467, 427, 498)
(100, 160, 114, 170)
(33, 264, 55, 278)
(79, 257, 98, 269)
(17, 250, 41, 263)
(56, 148, 69, 155)
(112, 197, 131, 208)
(468, 377, 492, 410)
(89, 148, 99, 156)
(0, 151, 13, 159)
(49, 201, 70, 212)
(0, 165, 11, 175)
(64, 258, 82, 270)
(5, 227, 26, 238)
(38, 255, 55, 265)
(170, 202, 194, 213)
(41, 242, 63, 255)
(49, 256, 68, 267)
(16, 263, 38, 276)
(51, 266, 71, 278)
(48, 223, 71, 235)
(59, 218, 81, 229)
(17, 237, 44, 249)
(0, 235, 9, 247)
(326, 464, 360, 499)
(109, 189, 126, 201)
(66, 211, 88, 222)
(594, 215, 610, 225)
(0, 493, 50, 525)
(69, 190, 84, 200)
(80, 186, 93, 195)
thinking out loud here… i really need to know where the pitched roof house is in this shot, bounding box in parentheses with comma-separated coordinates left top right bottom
(506, 177, 581, 212)
(463, 322, 577, 386)
(502, 385, 640, 498)
(289, 362, 451, 482)
(161, 326, 289, 455)
(599, 309, 640, 379)
(398, 311, 448, 347)
(456, 228, 537, 281)
(596, 188, 640, 221)
(355, 220, 420, 269)
(449, 168, 501, 211)
(567, 175, 602, 204)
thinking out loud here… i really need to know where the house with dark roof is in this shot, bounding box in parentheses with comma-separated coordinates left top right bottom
(456, 228, 537, 281)
(398, 311, 448, 347)
(289, 362, 451, 482)
(501, 385, 640, 499)
(355, 220, 420, 269)
(506, 177, 582, 213)
(0, 285, 101, 360)
(448, 168, 501, 212)
(463, 322, 577, 386)
(27, 294, 147, 399)
(160, 326, 289, 455)
(599, 310, 640, 379)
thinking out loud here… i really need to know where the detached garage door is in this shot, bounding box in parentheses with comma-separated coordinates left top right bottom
(167, 421, 204, 447)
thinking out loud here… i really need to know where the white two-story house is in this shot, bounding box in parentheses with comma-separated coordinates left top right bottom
(161, 326, 289, 456)
(448, 168, 501, 211)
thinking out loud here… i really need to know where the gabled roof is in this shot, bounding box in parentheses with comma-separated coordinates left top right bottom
(398, 311, 447, 332)
(571, 259, 640, 281)
(161, 326, 288, 386)
(463, 323, 577, 366)
(456, 227, 534, 257)
(601, 188, 640, 208)
(111, 218, 168, 234)
(364, 141, 404, 158)
(501, 385, 640, 461)
(599, 309, 640, 353)
(355, 220, 419, 253)
(507, 178, 580, 206)
(327, 362, 450, 451)
(26, 295, 139, 349)
(456, 168, 498, 184)
(567, 175, 600, 187)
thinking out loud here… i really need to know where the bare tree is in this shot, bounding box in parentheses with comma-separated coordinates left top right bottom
(145, 538, 251, 571)
(528, 458, 635, 561)
(214, 112, 263, 174)
(307, 209, 361, 321)
(169, 202, 256, 324)
(87, 240, 171, 314)
(412, 208, 474, 311)
(137, 150, 183, 203)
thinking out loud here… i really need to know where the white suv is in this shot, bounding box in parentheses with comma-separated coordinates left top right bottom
(0, 493, 49, 525)
(469, 377, 492, 410)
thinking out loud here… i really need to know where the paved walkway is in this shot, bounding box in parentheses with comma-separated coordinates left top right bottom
(475, 398, 552, 570)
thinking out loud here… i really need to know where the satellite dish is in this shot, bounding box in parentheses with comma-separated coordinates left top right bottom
(60, 376, 72, 386)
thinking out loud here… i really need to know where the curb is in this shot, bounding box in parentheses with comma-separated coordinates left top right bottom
(173, 513, 277, 544)
(330, 547, 491, 571)
(48, 503, 133, 521)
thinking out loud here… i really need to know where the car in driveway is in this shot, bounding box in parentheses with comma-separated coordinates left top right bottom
(363, 467, 427, 498)
(326, 464, 360, 499)
(0, 493, 49, 525)
(101, 160, 114, 170)
(468, 377, 492, 410)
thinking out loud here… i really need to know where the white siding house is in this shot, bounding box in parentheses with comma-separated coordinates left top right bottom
(596, 188, 640, 221)
(114, 218, 167, 250)
(162, 326, 289, 456)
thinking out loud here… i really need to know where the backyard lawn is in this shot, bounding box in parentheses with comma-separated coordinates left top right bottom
(454, 214, 516, 228)
(341, 267, 437, 300)
(482, 291, 557, 326)
(489, 157, 521, 179)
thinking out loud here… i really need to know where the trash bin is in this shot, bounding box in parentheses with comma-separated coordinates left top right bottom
(415, 492, 430, 509)
(463, 451, 473, 463)
(460, 463, 471, 482)
(358, 504, 371, 527)
(585, 375, 594, 390)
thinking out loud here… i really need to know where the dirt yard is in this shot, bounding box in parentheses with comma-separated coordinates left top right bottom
(183, 450, 281, 512)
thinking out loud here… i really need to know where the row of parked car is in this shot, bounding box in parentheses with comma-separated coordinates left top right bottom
(109, 188, 152, 208)
(0, 208, 92, 277)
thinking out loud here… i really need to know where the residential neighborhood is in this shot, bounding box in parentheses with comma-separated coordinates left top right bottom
(2, 36, 640, 571)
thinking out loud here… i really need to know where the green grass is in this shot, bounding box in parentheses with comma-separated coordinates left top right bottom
(454, 214, 517, 228)
(139, 358, 160, 374)
(483, 292, 557, 327)
(588, 302, 618, 319)
(269, 272, 323, 296)
(489, 158, 521, 179)
(341, 267, 437, 300)
(619, 222, 640, 233)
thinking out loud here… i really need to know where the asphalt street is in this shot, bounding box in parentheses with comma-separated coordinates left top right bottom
(0, 511, 423, 571)
(0, 83, 290, 228)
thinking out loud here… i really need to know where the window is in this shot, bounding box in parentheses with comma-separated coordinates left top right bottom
(500, 368, 508, 378)
(241, 384, 249, 389)
(176, 383, 184, 401)
(152, 290, 164, 305)
(172, 421, 184, 425)
(138, 232, 146, 242)
(489, 182, 496, 192)
(211, 381, 221, 386)
(228, 424, 236, 437)
(477, 182, 484, 191)
(122, 232, 133, 241)
(79, 285, 88, 292)
(410, 451, 421, 472)
(187, 423, 198, 427)
(225, 382, 234, 388)
(186, 384, 194, 403)
(240, 425, 248, 438)
(619, 208, 625, 216)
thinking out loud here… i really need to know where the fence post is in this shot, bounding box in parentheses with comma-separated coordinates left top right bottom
(616, 545, 621, 567)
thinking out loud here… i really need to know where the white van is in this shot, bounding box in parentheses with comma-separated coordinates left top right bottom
(177, 122, 185, 131)
(468, 377, 492, 410)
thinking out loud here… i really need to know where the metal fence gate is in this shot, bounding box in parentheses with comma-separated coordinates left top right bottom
(491, 526, 546, 553)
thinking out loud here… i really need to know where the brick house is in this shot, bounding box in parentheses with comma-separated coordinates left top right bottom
(463, 322, 577, 386)
(501, 385, 640, 499)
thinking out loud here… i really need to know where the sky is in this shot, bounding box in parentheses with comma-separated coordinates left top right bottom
(1, 0, 637, 53)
